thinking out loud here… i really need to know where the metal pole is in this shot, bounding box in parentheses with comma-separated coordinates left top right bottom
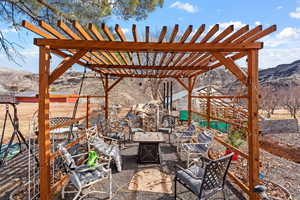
(170, 81, 173, 111)
(163, 82, 166, 109)
(166, 81, 169, 111)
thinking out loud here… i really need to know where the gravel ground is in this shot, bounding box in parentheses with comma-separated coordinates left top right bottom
(261, 133, 300, 200)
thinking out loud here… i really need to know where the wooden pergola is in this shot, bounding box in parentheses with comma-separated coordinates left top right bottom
(22, 20, 276, 200)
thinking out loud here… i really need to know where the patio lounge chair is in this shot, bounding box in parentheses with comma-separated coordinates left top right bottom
(86, 126, 122, 172)
(180, 130, 213, 167)
(173, 123, 197, 152)
(57, 143, 112, 200)
(175, 153, 234, 200)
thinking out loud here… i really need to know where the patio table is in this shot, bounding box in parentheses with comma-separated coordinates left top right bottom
(133, 132, 165, 164)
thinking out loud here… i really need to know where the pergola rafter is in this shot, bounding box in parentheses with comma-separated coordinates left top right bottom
(21, 20, 276, 200)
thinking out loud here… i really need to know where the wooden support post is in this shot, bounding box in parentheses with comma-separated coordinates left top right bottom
(104, 75, 109, 120)
(38, 46, 51, 200)
(207, 98, 211, 128)
(248, 50, 260, 200)
(188, 77, 192, 125)
(86, 96, 90, 128)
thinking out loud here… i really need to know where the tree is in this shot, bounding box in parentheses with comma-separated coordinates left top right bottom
(280, 86, 300, 119)
(0, 0, 164, 61)
(259, 85, 280, 118)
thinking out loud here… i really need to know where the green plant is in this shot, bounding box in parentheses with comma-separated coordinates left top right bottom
(227, 130, 244, 148)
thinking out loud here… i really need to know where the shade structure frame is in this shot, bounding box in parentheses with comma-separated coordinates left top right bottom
(22, 20, 277, 200)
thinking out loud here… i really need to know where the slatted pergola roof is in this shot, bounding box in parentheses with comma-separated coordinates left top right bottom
(22, 20, 275, 80)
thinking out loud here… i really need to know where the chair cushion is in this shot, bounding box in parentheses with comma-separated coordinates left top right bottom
(70, 167, 106, 189)
(176, 165, 205, 194)
(131, 128, 144, 132)
(158, 128, 171, 133)
(198, 132, 212, 143)
(57, 144, 77, 169)
(50, 127, 78, 134)
(174, 131, 193, 138)
(107, 132, 124, 139)
(182, 143, 208, 153)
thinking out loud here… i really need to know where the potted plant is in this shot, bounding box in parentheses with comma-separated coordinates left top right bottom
(226, 130, 244, 161)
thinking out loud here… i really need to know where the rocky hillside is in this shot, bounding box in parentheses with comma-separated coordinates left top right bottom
(0, 67, 155, 105)
(1, 59, 300, 104)
(259, 60, 300, 88)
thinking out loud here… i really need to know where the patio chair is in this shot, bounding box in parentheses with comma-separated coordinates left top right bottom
(98, 118, 126, 148)
(57, 143, 112, 200)
(158, 115, 176, 143)
(86, 126, 122, 172)
(180, 130, 214, 167)
(173, 123, 197, 152)
(175, 153, 234, 200)
(127, 114, 144, 141)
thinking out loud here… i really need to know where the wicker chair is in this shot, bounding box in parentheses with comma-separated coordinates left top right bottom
(175, 153, 234, 200)
(57, 143, 112, 200)
(180, 130, 213, 167)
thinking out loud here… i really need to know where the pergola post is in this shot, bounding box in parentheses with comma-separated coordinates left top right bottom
(247, 50, 260, 200)
(207, 98, 211, 128)
(187, 77, 192, 125)
(38, 46, 51, 200)
(104, 75, 109, 119)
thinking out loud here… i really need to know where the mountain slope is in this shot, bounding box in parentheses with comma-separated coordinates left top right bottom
(1, 59, 300, 104)
(259, 60, 300, 87)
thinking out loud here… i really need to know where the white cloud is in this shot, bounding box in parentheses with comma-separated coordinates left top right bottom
(255, 21, 262, 26)
(289, 7, 300, 19)
(264, 27, 300, 47)
(277, 27, 300, 39)
(1, 28, 18, 34)
(260, 48, 300, 68)
(218, 21, 246, 29)
(170, 1, 199, 13)
(276, 6, 283, 10)
(21, 49, 39, 56)
(121, 28, 129, 34)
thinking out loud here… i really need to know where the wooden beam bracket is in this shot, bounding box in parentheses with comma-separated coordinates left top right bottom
(106, 77, 123, 92)
(49, 49, 88, 84)
(175, 78, 189, 91)
(211, 52, 248, 86)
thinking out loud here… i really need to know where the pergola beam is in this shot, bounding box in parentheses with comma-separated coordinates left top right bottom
(191, 95, 248, 99)
(34, 39, 263, 52)
(88, 64, 207, 71)
(104, 74, 183, 78)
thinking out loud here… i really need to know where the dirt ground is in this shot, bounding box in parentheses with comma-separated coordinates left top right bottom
(262, 109, 300, 122)
(0, 102, 101, 143)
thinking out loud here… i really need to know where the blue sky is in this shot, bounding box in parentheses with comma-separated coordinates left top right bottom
(1, 0, 300, 72)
